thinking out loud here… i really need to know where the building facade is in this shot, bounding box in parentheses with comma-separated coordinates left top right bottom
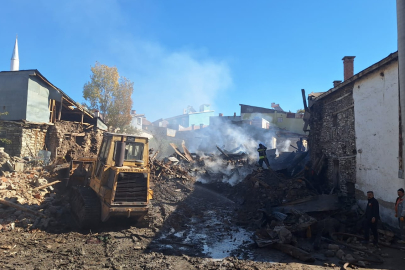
(307, 52, 402, 226)
(240, 104, 305, 135)
(154, 105, 215, 130)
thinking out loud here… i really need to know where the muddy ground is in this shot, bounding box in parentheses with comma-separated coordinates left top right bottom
(1, 175, 405, 270)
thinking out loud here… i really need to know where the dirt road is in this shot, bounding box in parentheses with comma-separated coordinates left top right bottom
(1, 178, 404, 270)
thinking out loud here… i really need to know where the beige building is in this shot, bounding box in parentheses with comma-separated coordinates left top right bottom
(239, 104, 305, 135)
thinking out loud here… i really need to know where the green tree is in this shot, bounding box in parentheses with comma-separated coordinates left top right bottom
(83, 62, 133, 129)
(296, 109, 305, 113)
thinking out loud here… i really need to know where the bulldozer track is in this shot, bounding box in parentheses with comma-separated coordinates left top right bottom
(70, 186, 101, 229)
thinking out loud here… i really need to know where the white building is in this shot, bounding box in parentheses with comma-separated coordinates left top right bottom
(130, 110, 144, 130)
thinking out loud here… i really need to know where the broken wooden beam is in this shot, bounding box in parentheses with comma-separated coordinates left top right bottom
(216, 145, 229, 158)
(151, 150, 159, 161)
(169, 143, 190, 162)
(181, 141, 194, 162)
(33, 180, 61, 191)
(0, 198, 47, 218)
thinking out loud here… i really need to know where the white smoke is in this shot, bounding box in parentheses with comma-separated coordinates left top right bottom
(184, 119, 277, 162)
(276, 139, 292, 156)
(184, 118, 278, 186)
(195, 156, 254, 186)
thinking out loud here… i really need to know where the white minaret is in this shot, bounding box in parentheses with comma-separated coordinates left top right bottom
(10, 36, 19, 71)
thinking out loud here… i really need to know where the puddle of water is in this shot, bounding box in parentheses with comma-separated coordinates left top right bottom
(202, 228, 253, 260)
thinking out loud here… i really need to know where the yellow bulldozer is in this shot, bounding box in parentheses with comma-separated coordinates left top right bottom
(68, 133, 153, 228)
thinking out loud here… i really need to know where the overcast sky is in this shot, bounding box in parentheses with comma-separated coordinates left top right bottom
(0, 0, 398, 121)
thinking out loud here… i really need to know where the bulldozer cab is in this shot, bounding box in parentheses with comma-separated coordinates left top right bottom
(96, 134, 146, 175)
(69, 132, 152, 227)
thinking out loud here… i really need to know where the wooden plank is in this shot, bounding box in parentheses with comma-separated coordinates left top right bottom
(216, 145, 229, 158)
(58, 97, 63, 120)
(301, 89, 308, 111)
(33, 180, 61, 191)
(181, 142, 194, 162)
(169, 143, 189, 161)
(0, 198, 47, 218)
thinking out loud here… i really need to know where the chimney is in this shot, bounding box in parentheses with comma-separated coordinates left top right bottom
(342, 56, 356, 81)
(233, 112, 236, 117)
(219, 113, 223, 117)
(93, 109, 100, 118)
(333, 80, 342, 87)
(192, 124, 195, 130)
(131, 110, 136, 115)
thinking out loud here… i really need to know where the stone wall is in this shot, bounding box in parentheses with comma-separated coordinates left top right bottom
(0, 120, 48, 157)
(308, 82, 357, 198)
(0, 120, 103, 162)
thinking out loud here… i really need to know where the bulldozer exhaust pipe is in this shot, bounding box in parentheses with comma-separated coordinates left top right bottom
(115, 136, 126, 167)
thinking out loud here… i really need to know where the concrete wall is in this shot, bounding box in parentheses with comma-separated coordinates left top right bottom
(166, 111, 215, 129)
(189, 111, 215, 126)
(0, 71, 30, 121)
(167, 114, 189, 128)
(353, 60, 404, 226)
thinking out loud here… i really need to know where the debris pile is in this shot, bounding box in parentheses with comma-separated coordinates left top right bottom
(149, 142, 392, 266)
(47, 120, 103, 163)
(0, 156, 65, 232)
(151, 159, 195, 182)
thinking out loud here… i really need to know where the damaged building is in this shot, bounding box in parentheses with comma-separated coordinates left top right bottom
(306, 52, 401, 226)
(0, 66, 106, 163)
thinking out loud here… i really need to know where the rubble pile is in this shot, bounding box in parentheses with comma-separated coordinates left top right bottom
(149, 143, 391, 266)
(0, 160, 66, 232)
(47, 120, 103, 163)
(150, 159, 195, 182)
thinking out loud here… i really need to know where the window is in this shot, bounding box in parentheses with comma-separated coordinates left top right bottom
(99, 138, 111, 160)
(114, 142, 144, 161)
(277, 117, 283, 123)
(137, 118, 141, 125)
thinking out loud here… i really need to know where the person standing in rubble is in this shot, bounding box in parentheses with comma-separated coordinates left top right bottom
(363, 191, 380, 246)
(296, 138, 305, 152)
(257, 143, 270, 169)
(395, 188, 405, 239)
